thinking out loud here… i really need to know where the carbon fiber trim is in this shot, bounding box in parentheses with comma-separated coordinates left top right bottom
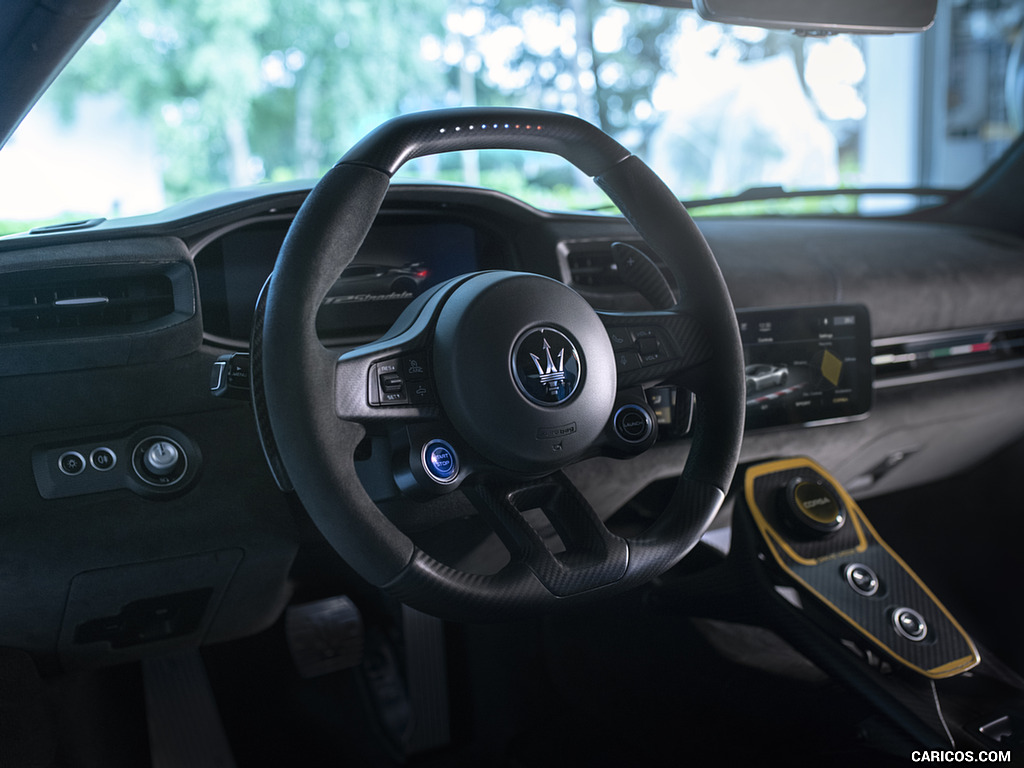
(249, 276, 293, 492)
(745, 458, 979, 679)
(610, 241, 676, 309)
(750, 467, 864, 563)
(384, 476, 727, 623)
(596, 310, 713, 390)
(464, 474, 629, 597)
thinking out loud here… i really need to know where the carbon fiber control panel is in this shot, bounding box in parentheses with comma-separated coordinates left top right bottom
(743, 458, 979, 679)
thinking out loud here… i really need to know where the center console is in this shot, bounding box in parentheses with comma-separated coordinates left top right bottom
(744, 457, 978, 679)
(648, 457, 1023, 755)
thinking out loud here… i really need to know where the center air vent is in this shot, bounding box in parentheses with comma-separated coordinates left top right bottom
(563, 240, 676, 290)
(0, 263, 192, 342)
(872, 321, 1024, 387)
(566, 248, 619, 287)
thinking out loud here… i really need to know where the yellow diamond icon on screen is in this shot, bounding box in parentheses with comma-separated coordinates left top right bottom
(821, 350, 842, 387)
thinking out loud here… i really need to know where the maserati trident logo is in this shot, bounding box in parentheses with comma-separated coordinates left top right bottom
(512, 328, 581, 406)
(531, 337, 566, 390)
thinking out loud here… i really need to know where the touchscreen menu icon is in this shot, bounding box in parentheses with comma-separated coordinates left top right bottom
(815, 349, 843, 388)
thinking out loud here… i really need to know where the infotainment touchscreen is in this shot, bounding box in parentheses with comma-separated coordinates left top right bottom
(737, 304, 872, 429)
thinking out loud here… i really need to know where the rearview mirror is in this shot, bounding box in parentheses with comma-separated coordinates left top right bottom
(691, 0, 937, 34)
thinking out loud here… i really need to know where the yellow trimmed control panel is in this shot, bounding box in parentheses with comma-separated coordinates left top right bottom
(744, 458, 979, 680)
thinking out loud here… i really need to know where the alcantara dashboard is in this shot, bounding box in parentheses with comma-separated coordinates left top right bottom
(193, 209, 876, 434)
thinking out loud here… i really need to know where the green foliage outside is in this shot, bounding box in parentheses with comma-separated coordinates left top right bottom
(688, 196, 860, 218)
(44, 0, 860, 216)
(0, 221, 45, 237)
(52, 0, 451, 202)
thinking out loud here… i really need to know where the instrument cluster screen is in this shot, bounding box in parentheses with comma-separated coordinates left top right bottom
(198, 214, 489, 342)
(738, 304, 872, 429)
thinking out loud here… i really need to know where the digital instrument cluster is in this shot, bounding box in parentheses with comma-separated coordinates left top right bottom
(196, 213, 499, 343)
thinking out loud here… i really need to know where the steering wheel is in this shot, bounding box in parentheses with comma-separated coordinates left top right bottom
(255, 108, 744, 621)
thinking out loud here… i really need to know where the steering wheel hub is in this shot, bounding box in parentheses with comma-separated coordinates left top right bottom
(432, 271, 616, 474)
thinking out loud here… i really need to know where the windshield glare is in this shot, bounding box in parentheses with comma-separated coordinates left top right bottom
(0, 0, 1021, 229)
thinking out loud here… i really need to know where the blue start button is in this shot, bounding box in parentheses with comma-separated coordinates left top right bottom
(423, 439, 459, 484)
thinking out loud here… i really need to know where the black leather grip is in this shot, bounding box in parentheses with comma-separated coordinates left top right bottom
(339, 107, 632, 178)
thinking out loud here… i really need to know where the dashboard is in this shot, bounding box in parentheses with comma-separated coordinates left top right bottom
(2, 181, 1024, 666)
(192, 200, 878, 434)
(196, 212, 510, 344)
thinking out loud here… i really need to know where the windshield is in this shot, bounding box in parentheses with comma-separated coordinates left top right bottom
(1, 0, 1021, 230)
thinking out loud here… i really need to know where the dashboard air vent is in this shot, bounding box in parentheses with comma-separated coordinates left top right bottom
(562, 240, 677, 299)
(566, 248, 619, 288)
(0, 265, 188, 342)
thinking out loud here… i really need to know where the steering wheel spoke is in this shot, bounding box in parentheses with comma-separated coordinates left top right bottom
(335, 342, 440, 422)
(333, 280, 460, 422)
(464, 473, 628, 597)
(598, 309, 714, 392)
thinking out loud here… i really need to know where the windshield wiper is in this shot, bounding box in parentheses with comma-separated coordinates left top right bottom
(679, 185, 963, 209)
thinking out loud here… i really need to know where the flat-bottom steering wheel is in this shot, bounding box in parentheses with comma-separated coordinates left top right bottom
(254, 108, 744, 620)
